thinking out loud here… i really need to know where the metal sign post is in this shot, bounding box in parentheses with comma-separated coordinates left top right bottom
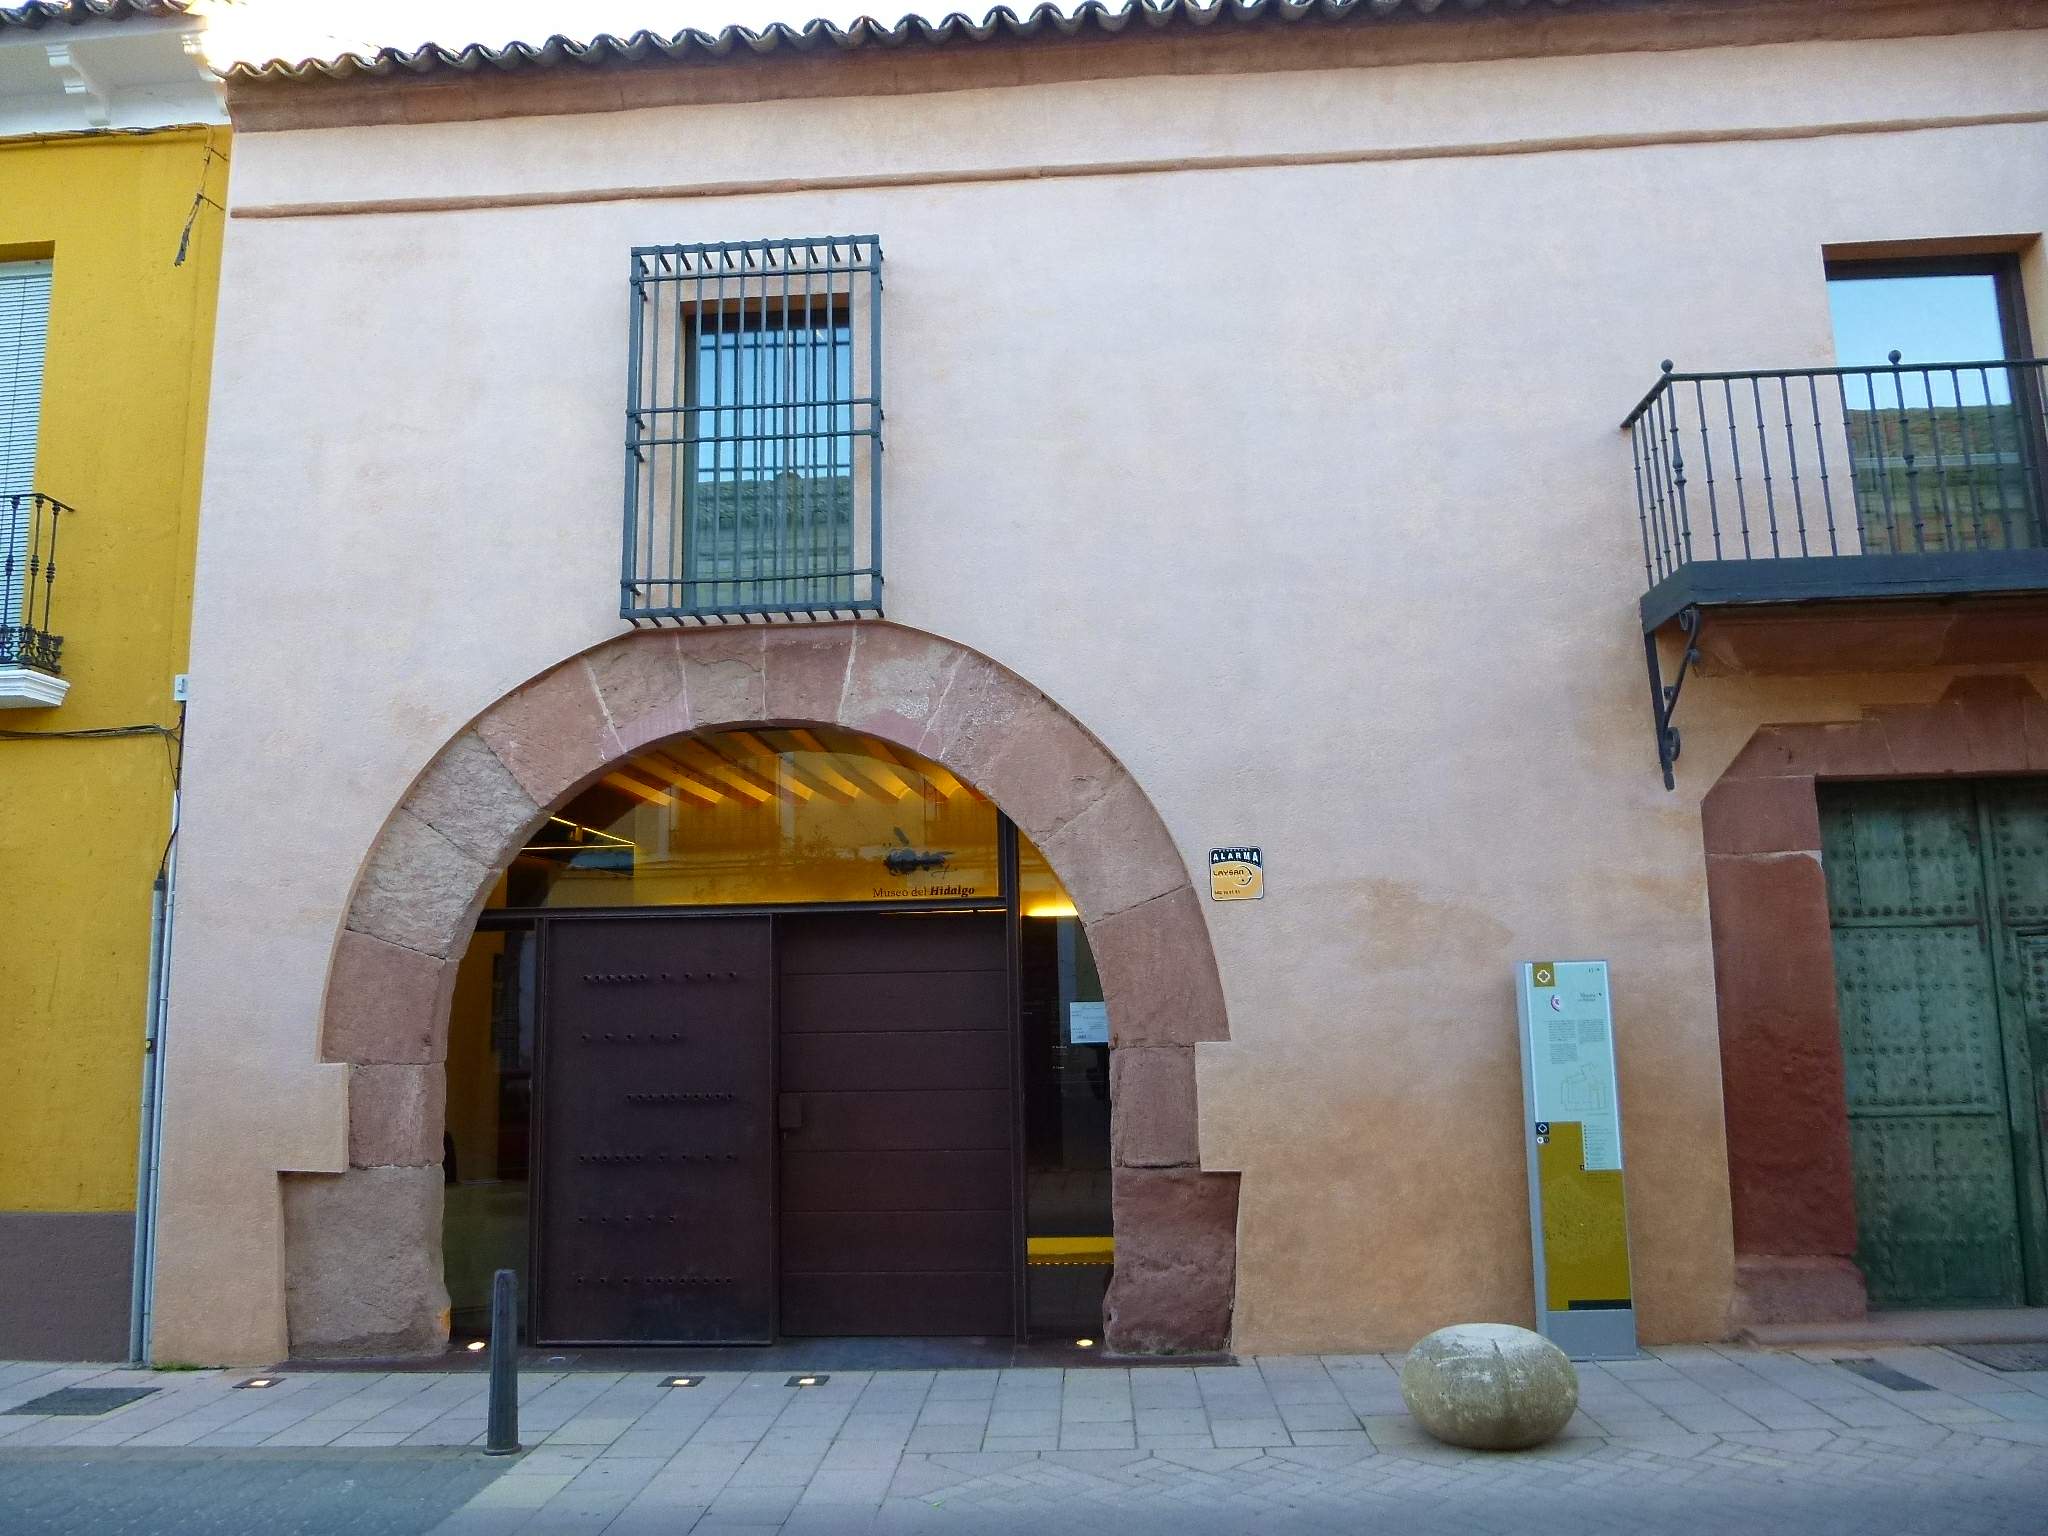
(1516, 960, 1637, 1360)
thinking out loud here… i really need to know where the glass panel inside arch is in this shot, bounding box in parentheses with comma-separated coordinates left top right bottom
(443, 725, 1111, 1346)
(491, 726, 1078, 911)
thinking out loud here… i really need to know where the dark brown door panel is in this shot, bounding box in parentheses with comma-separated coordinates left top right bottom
(780, 1030, 1010, 1093)
(777, 911, 1008, 973)
(776, 911, 1014, 1338)
(780, 1273, 1013, 1337)
(536, 915, 775, 1344)
(782, 1210, 1012, 1274)
(781, 1150, 1012, 1214)
(783, 1090, 1012, 1152)
(778, 970, 1009, 1032)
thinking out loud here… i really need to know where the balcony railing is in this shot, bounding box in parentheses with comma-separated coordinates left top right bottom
(1624, 356, 2048, 630)
(2, 491, 69, 675)
(622, 237, 884, 623)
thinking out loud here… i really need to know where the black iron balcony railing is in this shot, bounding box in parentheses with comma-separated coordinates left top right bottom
(2, 491, 68, 675)
(623, 237, 884, 623)
(1625, 355, 2048, 631)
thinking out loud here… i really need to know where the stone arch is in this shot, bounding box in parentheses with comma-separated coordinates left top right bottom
(1704, 674, 2048, 1328)
(286, 621, 1238, 1358)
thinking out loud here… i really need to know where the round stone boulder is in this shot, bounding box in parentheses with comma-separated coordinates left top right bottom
(1398, 1323, 1578, 1451)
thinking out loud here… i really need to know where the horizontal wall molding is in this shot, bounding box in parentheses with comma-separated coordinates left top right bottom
(232, 107, 2048, 222)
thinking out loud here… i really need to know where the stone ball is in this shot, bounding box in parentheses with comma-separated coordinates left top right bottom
(1398, 1323, 1579, 1451)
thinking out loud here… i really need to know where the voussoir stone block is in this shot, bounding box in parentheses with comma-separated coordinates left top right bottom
(284, 1167, 449, 1359)
(400, 729, 540, 868)
(476, 660, 621, 805)
(838, 624, 962, 745)
(763, 625, 856, 725)
(348, 1064, 445, 1169)
(1110, 1046, 1199, 1168)
(981, 695, 1119, 845)
(1089, 884, 1228, 1047)
(345, 810, 490, 960)
(1104, 1167, 1238, 1354)
(1041, 773, 1187, 924)
(680, 628, 767, 727)
(324, 930, 455, 1065)
(915, 651, 1043, 784)
(587, 632, 690, 753)
(1398, 1324, 1578, 1451)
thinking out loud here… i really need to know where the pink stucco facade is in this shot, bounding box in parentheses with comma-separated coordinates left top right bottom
(155, 4, 2048, 1363)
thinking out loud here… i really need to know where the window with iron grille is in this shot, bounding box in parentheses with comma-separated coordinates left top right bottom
(623, 238, 883, 621)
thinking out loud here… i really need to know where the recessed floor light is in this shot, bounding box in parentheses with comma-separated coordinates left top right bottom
(465, 1340, 487, 1353)
(787, 1374, 828, 1388)
(235, 1377, 280, 1390)
(1074, 1338, 1096, 1349)
(664, 1376, 703, 1388)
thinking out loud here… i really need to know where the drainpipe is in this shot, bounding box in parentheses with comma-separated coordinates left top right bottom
(127, 724, 182, 1366)
(126, 874, 168, 1364)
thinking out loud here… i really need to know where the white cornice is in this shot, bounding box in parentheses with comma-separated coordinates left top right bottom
(0, 14, 223, 137)
(0, 665, 70, 708)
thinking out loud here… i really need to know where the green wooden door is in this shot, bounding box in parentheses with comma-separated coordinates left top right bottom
(1820, 782, 2047, 1308)
(1982, 785, 2048, 1299)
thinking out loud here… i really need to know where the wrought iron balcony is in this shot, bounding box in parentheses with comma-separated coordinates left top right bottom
(622, 237, 883, 623)
(1623, 357, 2048, 785)
(1626, 355, 2048, 629)
(2, 490, 68, 676)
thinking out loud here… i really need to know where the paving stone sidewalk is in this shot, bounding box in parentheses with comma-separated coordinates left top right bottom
(3, 1343, 2047, 1533)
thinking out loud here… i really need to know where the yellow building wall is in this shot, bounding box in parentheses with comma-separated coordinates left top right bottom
(0, 127, 226, 1213)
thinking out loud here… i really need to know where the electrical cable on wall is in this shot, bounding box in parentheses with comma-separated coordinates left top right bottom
(3, 711, 185, 873)
(174, 130, 227, 267)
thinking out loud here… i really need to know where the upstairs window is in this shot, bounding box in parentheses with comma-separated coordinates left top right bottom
(1826, 256, 2043, 554)
(623, 238, 883, 621)
(2, 260, 52, 639)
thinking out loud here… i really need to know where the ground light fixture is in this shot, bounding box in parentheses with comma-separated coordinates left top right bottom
(234, 1377, 280, 1389)
(1075, 1338, 1096, 1349)
(786, 1374, 828, 1387)
(465, 1340, 487, 1353)
(663, 1376, 704, 1388)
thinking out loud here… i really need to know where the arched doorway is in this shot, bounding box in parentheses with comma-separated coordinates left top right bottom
(443, 725, 1112, 1344)
(287, 623, 1237, 1357)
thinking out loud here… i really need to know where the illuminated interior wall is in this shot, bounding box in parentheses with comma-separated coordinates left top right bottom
(511, 726, 1002, 909)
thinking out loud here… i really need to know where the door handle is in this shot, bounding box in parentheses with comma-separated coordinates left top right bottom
(778, 1093, 804, 1131)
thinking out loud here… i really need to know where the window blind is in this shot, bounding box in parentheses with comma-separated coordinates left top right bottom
(0, 260, 52, 627)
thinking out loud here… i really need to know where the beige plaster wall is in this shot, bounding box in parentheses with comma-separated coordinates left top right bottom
(157, 24, 2048, 1363)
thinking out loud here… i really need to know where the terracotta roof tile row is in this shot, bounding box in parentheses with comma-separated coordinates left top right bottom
(0, 0, 189, 26)
(224, 0, 1587, 82)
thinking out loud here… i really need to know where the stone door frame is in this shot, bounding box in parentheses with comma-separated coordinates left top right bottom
(287, 622, 1239, 1358)
(1705, 675, 2048, 1326)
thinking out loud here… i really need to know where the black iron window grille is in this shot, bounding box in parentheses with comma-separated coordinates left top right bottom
(2, 491, 68, 674)
(623, 237, 883, 622)
(1625, 355, 2048, 629)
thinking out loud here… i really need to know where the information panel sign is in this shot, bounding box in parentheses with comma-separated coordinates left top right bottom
(1516, 960, 1637, 1360)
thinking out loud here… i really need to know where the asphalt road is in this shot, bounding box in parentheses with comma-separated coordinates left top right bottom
(0, 1449, 506, 1536)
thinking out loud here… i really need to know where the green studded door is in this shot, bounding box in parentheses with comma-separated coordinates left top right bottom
(1982, 785, 2048, 1300)
(1821, 782, 2048, 1309)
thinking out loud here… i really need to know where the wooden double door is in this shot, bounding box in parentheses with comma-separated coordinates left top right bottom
(532, 910, 1015, 1344)
(1822, 782, 2048, 1309)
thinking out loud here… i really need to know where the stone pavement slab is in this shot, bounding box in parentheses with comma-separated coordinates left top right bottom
(0, 1345, 2045, 1532)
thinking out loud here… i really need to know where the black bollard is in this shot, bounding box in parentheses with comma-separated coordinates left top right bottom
(484, 1268, 521, 1455)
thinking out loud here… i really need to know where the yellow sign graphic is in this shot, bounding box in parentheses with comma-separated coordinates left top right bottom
(1208, 847, 1264, 902)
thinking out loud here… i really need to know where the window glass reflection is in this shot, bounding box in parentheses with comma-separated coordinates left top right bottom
(1826, 268, 2041, 553)
(443, 927, 534, 1337)
(1021, 835, 1111, 1336)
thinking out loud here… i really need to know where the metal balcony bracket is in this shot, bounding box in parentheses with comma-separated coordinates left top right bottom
(1645, 605, 1703, 791)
